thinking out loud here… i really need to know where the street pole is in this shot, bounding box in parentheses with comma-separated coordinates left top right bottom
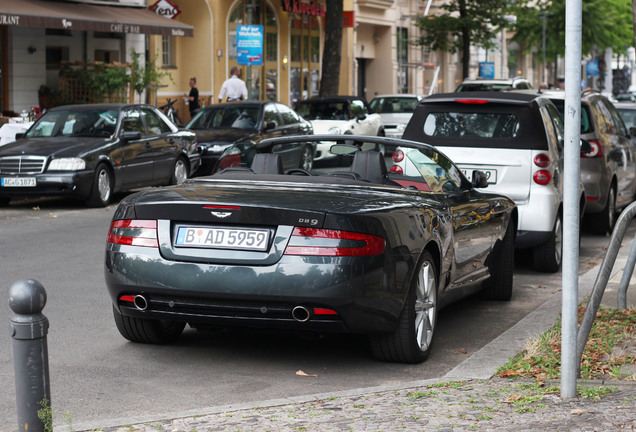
(541, 12, 547, 85)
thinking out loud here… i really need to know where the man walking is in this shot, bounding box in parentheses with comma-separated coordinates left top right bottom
(218, 67, 248, 103)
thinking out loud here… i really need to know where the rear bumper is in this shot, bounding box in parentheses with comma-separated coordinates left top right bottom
(105, 244, 409, 334)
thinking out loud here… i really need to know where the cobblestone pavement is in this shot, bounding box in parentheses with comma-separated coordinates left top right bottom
(81, 378, 635, 432)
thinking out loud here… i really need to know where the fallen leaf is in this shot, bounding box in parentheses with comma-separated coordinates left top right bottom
(296, 370, 318, 378)
(32, 206, 40, 211)
(457, 348, 467, 354)
(571, 409, 590, 415)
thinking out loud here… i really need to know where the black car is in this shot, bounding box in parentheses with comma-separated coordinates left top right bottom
(0, 104, 199, 207)
(186, 101, 313, 175)
(105, 135, 517, 363)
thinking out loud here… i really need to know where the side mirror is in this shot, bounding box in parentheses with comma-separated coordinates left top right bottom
(15, 132, 25, 140)
(120, 131, 142, 141)
(264, 121, 277, 131)
(630, 126, 636, 137)
(580, 138, 592, 154)
(471, 170, 488, 188)
(356, 113, 367, 122)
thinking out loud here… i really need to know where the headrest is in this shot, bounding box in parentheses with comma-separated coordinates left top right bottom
(350, 151, 388, 184)
(250, 153, 283, 174)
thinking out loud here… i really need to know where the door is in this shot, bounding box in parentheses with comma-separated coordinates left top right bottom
(118, 108, 155, 187)
(140, 107, 176, 182)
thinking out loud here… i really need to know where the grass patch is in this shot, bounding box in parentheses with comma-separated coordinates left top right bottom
(497, 305, 635, 381)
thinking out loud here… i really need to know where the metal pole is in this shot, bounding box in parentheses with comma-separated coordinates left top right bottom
(9, 279, 51, 432)
(618, 233, 636, 309)
(561, 0, 583, 400)
(541, 12, 547, 84)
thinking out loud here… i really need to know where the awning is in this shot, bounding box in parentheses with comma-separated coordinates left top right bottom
(0, 0, 193, 37)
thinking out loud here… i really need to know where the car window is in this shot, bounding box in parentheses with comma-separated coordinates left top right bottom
(388, 147, 464, 193)
(594, 99, 617, 135)
(122, 109, 147, 136)
(546, 104, 565, 150)
(263, 104, 279, 127)
(370, 97, 419, 114)
(141, 108, 172, 135)
(231, 108, 259, 129)
(540, 106, 560, 152)
(278, 104, 302, 125)
(605, 100, 628, 136)
(549, 99, 593, 134)
(27, 109, 119, 138)
(295, 101, 348, 120)
(423, 112, 520, 138)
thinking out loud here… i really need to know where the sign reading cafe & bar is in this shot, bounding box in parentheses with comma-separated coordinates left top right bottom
(281, 0, 325, 17)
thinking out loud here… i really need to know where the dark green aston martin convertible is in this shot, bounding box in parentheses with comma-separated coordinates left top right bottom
(104, 135, 517, 363)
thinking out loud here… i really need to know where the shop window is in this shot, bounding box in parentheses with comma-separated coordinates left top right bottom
(289, 14, 321, 105)
(46, 47, 69, 70)
(162, 35, 175, 67)
(95, 50, 119, 63)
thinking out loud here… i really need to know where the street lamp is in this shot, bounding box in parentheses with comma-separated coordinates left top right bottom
(539, 12, 554, 85)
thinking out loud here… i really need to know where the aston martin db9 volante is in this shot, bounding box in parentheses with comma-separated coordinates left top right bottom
(0, 104, 199, 207)
(105, 135, 517, 363)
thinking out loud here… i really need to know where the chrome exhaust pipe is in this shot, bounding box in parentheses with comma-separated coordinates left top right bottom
(292, 306, 311, 322)
(133, 295, 148, 311)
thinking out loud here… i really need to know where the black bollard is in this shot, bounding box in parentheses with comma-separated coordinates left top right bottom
(9, 279, 51, 432)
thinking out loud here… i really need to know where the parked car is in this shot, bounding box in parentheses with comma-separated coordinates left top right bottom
(186, 101, 314, 175)
(455, 77, 533, 92)
(369, 94, 424, 138)
(104, 135, 516, 363)
(539, 89, 636, 234)
(402, 91, 586, 272)
(0, 104, 199, 207)
(294, 96, 384, 162)
(614, 101, 636, 131)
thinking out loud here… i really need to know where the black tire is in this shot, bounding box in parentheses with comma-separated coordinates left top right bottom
(369, 251, 437, 363)
(85, 163, 112, 207)
(112, 305, 185, 344)
(482, 220, 514, 300)
(533, 213, 562, 273)
(170, 156, 188, 185)
(588, 185, 616, 235)
(299, 145, 314, 171)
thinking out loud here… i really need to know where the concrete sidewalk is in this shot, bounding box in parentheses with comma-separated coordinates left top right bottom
(61, 238, 636, 432)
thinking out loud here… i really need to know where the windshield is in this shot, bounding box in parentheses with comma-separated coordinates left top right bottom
(370, 97, 419, 114)
(26, 108, 119, 138)
(187, 106, 261, 130)
(294, 101, 349, 121)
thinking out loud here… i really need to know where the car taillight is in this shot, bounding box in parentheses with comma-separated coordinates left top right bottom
(534, 153, 550, 168)
(107, 220, 159, 248)
(284, 227, 385, 256)
(390, 165, 403, 174)
(392, 149, 405, 163)
(581, 139, 604, 158)
(533, 170, 551, 185)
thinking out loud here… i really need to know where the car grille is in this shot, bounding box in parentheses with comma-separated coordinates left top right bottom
(0, 156, 47, 174)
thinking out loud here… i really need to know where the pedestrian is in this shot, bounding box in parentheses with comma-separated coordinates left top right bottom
(218, 67, 248, 103)
(185, 77, 200, 117)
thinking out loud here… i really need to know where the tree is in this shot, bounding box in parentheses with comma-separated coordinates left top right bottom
(130, 49, 173, 103)
(319, 0, 343, 96)
(512, 0, 633, 86)
(414, 0, 514, 79)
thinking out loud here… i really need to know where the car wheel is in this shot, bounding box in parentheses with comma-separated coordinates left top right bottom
(299, 145, 314, 171)
(170, 156, 188, 185)
(112, 305, 185, 344)
(588, 185, 616, 235)
(369, 251, 437, 363)
(481, 220, 514, 300)
(533, 213, 562, 273)
(85, 163, 112, 208)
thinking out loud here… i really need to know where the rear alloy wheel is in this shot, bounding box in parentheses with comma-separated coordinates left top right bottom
(85, 163, 112, 207)
(588, 185, 616, 235)
(112, 305, 185, 344)
(170, 156, 188, 185)
(533, 213, 562, 273)
(299, 145, 314, 171)
(370, 251, 437, 363)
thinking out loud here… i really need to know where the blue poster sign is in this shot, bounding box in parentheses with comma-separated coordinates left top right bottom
(586, 59, 599, 77)
(479, 62, 495, 79)
(237, 25, 263, 66)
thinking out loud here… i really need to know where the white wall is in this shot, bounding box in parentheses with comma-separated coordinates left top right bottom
(9, 27, 46, 113)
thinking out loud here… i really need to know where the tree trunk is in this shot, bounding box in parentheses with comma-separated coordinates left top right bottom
(459, 0, 470, 79)
(320, 0, 343, 96)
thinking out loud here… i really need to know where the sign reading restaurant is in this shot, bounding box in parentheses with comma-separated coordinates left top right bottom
(281, 0, 325, 17)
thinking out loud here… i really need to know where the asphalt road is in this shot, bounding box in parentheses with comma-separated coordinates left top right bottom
(0, 195, 624, 430)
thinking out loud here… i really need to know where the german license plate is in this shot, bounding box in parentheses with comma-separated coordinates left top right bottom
(461, 169, 497, 184)
(1, 177, 36, 187)
(175, 226, 269, 251)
